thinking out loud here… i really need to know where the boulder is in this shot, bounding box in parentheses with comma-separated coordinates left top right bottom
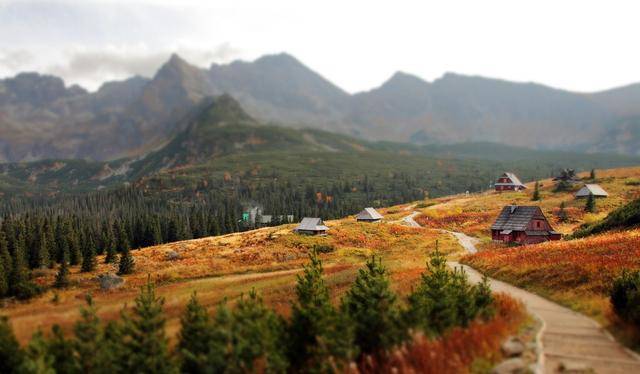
(558, 361, 592, 373)
(501, 336, 526, 357)
(165, 250, 180, 261)
(491, 358, 526, 374)
(98, 273, 124, 290)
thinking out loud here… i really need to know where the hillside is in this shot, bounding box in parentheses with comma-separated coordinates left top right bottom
(4, 95, 640, 198)
(4, 53, 640, 162)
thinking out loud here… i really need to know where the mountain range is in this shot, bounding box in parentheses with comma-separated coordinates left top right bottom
(1, 52, 640, 162)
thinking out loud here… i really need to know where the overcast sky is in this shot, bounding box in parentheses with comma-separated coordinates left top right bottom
(1, 0, 639, 92)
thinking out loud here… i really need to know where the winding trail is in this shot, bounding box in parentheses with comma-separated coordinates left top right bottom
(405, 211, 640, 374)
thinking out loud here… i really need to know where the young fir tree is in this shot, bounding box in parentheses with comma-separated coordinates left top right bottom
(119, 280, 175, 373)
(54, 252, 70, 289)
(178, 293, 212, 374)
(0, 232, 11, 297)
(205, 301, 233, 372)
(585, 192, 596, 213)
(406, 242, 456, 335)
(117, 246, 135, 275)
(81, 233, 97, 273)
(219, 290, 288, 373)
(73, 294, 103, 374)
(558, 201, 568, 223)
(0, 317, 26, 374)
(22, 330, 55, 374)
(48, 324, 79, 373)
(590, 168, 596, 180)
(288, 251, 353, 371)
(532, 181, 541, 201)
(342, 256, 404, 355)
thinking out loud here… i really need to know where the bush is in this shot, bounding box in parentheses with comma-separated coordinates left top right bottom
(611, 270, 640, 327)
(311, 244, 335, 254)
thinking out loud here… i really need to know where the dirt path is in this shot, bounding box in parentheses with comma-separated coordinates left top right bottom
(448, 231, 640, 373)
(401, 210, 640, 373)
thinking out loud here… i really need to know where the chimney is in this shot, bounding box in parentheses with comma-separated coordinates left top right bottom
(509, 205, 517, 214)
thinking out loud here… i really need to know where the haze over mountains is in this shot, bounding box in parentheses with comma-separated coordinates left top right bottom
(1, 52, 640, 162)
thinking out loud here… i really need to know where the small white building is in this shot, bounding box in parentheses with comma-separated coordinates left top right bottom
(356, 207, 383, 222)
(575, 184, 609, 198)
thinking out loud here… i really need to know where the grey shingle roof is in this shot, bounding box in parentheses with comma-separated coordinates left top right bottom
(575, 184, 609, 198)
(356, 207, 383, 220)
(495, 172, 526, 188)
(491, 206, 543, 231)
(294, 217, 329, 232)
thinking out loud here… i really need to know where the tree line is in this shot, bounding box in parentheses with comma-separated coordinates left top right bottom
(0, 248, 495, 373)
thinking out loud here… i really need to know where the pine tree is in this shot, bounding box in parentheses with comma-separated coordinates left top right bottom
(178, 293, 212, 374)
(54, 253, 70, 289)
(558, 201, 568, 223)
(406, 242, 456, 335)
(205, 301, 233, 373)
(70, 294, 103, 373)
(9, 226, 38, 299)
(342, 256, 404, 355)
(81, 233, 97, 273)
(119, 280, 175, 373)
(48, 324, 79, 373)
(532, 181, 541, 201)
(117, 246, 135, 275)
(22, 330, 55, 374)
(590, 168, 596, 180)
(585, 192, 596, 213)
(288, 251, 353, 371)
(0, 317, 26, 374)
(0, 232, 11, 297)
(216, 290, 287, 373)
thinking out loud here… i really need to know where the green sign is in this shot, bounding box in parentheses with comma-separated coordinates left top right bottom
(242, 212, 250, 222)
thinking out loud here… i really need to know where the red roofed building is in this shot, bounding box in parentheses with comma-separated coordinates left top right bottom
(495, 172, 526, 192)
(491, 205, 561, 245)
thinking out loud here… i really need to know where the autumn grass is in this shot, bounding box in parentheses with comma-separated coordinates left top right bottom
(414, 166, 640, 244)
(2, 208, 461, 344)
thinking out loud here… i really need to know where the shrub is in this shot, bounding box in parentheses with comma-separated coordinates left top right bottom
(611, 270, 640, 327)
(311, 244, 335, 254)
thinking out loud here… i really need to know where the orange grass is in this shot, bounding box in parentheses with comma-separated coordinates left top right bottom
(358, 293, 526, 374)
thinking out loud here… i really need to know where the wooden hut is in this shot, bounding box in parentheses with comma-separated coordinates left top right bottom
(575, 184, 609, 198)
(293, 217, 329, 235)
(491, 205, 561, 245)
(495, 172, 527, 192)
(356, 207, 383, 222)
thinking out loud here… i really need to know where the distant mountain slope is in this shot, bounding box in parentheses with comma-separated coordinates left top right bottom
(3, 52, 640, 162)
(2, 95, 640, 197)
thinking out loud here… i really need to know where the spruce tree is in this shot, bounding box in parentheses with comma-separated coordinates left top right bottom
(178, 293, 212, 374)
(22, 330, 55, 374)
(590, 168, 596, 180)
(406, 243, 456, 335)
(48, 325, 79, 373)
(585, 192, 596, 213)
(0, 317, 26, 374)
(54, 253, 70, 289)
(0, 232, 11, 297)
(218, 290, 287, 373)
(119, 280, 175, 373)
(342, 256, 404, 355)
(117, 246, 135, 275)
(558, 201, 568, 222)
(9, 227, 38, 299)
(72, 294, 103, 373)
(288, 251, 353, 371)
(205, 301, 233, 372)
(81, 233, 97, 273)
(532, 181, 541, 201)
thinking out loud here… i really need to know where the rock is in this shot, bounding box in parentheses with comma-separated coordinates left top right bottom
(558, 361, 593, 373)
(165, 250, 180, 261)
(97, 273, 124, 290)
(491, 358, 526, 374)
(501, 336, 525, 357)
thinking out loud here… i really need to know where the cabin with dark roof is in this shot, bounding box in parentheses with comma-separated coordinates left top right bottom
(356, 207, 383, 222)
(495, 172, 526, 192)
(491, 205, 561, 244)
(294, 217, 329, 235)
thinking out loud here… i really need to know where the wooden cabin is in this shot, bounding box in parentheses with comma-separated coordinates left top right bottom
(356, 207, 383, 222)
(575, 184, 609, 198)
(495, 172, 526, 192)
(491, 205, 561, 245)
(294, 217, 329, 235)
